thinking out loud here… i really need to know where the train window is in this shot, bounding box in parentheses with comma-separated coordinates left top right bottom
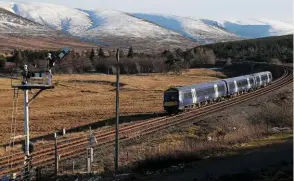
(205, 87, 214, 94)
(243, 80, 247, 86)
(197, 90, 205, 97)
(210, 87, 215, 94)
(261, 75, 267, 80)
(250, 78, 254, 84)
(184, 92, 193, 99)
(197, 91, 201, 97)
(229, 83, 235, 89)
(218, 85, 225, 92)
(164, 93, 178, 101)
(237, 80, 246, 87)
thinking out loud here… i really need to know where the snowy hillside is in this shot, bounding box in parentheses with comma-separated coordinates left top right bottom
(0, 1, 292, 52)
(0, 6, 98, 51)
(132, 13, 292, 40)
(0, 2, 198, 52)
(132, 13, 240, 44)
(0, 6, 54, 35)
(0, 2, 91, 35)
(201, 19, 293, 38)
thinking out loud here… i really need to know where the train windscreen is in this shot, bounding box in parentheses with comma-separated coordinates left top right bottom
(164, 92, 178, 101)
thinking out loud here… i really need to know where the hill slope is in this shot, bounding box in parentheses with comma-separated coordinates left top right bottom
(132, 13, 241, 44)
(132, 13, 293, 40)
(0, 2, 292, 52)
(0, 7, 98, 52)
(201, 19, 293, 38)
(0, 2, 198, 52)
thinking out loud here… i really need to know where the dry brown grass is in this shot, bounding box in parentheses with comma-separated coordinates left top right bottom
(0, 69, 223, 144)
(111, 104, 293, 172)
(0, 34, 98, 52)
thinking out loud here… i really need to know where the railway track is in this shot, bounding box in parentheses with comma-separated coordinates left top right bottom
(0, 65, 292, 178)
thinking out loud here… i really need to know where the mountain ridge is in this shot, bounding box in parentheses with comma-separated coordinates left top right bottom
(0, 1, 292, 52)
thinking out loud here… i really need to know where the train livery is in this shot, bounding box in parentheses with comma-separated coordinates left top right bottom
(163, 71, 272, 114)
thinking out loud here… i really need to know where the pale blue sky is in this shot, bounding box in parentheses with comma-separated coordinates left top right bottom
(2, 0, 293, 22)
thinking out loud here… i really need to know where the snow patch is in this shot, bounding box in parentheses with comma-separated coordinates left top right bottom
(201, 19, 293, 38)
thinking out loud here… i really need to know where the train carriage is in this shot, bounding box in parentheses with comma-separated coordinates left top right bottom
(164, 80, 227, 113)
(251, 71, 272, 88)
(163, 71, 273, 114)
(223, 75, 254, 96)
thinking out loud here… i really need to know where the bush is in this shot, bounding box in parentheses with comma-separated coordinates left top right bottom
(0, 56, 6, 70)
(270, 58, 282, 65)
(249, 104, 293, 128)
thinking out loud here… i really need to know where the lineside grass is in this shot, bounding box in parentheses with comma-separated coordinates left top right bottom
(0, 69, 224, 144)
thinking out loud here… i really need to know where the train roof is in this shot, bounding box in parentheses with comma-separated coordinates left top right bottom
(222, 74, 252, 82)
(172, 80, 225, 91)
(250, 71, 271, 75)
(166, 71, 271, 92)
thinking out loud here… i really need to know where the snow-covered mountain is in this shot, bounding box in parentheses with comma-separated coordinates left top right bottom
(0, 6, 54, 35)
(201, 19, 293, 38)
(0, 2, 198, 52)
(132, 14, 293, 40)
(132, 13, 240, 44)
(0, 6, 98, 51)
(0, 2, 292, 52)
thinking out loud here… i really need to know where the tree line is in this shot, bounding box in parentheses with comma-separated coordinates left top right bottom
(1, 34, 292, 74)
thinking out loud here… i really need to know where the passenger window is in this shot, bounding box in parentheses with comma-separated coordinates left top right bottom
(184, 92, 192, 99)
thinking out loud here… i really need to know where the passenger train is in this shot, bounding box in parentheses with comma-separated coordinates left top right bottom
(163, 71, 273, 114)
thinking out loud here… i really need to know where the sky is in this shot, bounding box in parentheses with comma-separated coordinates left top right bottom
(2, 0, 293, 22)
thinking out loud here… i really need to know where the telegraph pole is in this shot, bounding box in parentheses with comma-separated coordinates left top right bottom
(23, 79, 31, 181)
(24, 88, 30, 157)
(114, 48, 120, 172)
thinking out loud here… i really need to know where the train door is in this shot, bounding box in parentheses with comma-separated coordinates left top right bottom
(252, 76, 256, 87)
(214, 84, 219, 98)
(247, 78, 251, 89)
(234, 80, 238, 93)
(267, 73, 270, 83)
(191, 88, 197, 104)
(259, 75, 262, 86)
(255, 75, 260, 87)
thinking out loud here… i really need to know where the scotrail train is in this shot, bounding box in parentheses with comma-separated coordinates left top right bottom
(163, 71, 272, 114)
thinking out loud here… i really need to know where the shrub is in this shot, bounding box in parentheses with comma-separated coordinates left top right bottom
(249, 104, 293, 128)
(0, 56, 6, 69)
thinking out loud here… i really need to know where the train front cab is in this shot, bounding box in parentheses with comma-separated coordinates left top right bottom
(163, 88, 180, 114)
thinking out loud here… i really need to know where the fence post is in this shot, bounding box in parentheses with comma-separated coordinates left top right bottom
(62, 129, 66, 135)
(36, 167, 41, 180)
(86, 148, 92, 173)
(72, 161, 75, 174)
(90, 148, 94, 163)
(54, 133, 59, 178)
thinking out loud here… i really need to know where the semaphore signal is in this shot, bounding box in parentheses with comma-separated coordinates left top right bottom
(9, 48, 71, 180)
